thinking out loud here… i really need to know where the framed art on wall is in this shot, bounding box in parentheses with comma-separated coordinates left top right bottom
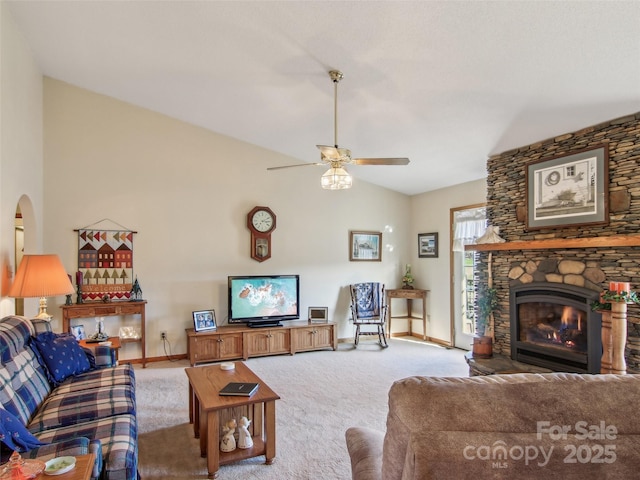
(418, 232, 439, 258)
(526, 144, 609, 229)
(349, 231, 382, 261)
(193, 309, 217, 332)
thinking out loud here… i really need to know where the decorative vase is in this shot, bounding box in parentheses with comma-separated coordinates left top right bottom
(472, 335, 493, 358)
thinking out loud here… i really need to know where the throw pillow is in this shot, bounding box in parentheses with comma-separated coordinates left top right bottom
(0, 408, 48, 452)
(32, 332, 91, 385)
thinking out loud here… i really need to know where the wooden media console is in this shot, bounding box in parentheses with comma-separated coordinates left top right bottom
(186, 321, 337, 366)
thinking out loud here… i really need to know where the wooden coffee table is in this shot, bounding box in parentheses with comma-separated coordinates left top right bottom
(185, 362, 280, 478)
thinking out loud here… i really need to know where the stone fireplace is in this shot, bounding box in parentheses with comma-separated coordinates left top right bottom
(472, 111, 640, 374)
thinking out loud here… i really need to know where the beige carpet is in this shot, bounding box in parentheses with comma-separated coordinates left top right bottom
(135, 337, 469, 479)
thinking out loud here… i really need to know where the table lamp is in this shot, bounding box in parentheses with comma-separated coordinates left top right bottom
(8, 254, 74, 321)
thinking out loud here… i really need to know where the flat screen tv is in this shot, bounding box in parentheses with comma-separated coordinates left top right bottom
(228, 274, 300, 327)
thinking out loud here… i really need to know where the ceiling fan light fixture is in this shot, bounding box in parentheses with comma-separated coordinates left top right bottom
(321, 166, 352, 190)
(266, 69, 408, 184)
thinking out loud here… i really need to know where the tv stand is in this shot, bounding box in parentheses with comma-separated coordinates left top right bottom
(248, 321, 282, 328)
(186, 321, 337, 366)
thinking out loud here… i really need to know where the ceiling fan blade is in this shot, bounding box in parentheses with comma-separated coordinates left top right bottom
(352, 157, 410, 166)
(267, 162, 324, 171)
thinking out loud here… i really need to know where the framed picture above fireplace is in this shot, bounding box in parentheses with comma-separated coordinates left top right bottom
(526, 144, 609, 230)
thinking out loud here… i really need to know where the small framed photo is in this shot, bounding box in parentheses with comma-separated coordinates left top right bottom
(526, 144, 609, 230)
(308, 307, 328, 323)
(70, 324, 86, 341)
(192, 309, 217, 332)
(418, 232, 439, 258)
(349, 231, 382, 261)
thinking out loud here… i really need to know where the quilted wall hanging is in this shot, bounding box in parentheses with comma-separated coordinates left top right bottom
(76, 219, 136, 302)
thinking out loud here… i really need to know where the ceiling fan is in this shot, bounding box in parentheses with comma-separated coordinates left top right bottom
(267, 70, 410, 189)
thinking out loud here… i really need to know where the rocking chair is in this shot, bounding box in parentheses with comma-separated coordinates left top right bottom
(349, 282, 388, 348)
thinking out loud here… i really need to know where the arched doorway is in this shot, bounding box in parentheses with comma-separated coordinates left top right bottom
(14, 205, 24, 315)
(13, 195, 38, 316)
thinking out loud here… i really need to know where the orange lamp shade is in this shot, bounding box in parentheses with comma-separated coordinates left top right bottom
(9, 254, 74, 298)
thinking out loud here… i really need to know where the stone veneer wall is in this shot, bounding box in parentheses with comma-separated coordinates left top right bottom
(480, 112, 640, 372)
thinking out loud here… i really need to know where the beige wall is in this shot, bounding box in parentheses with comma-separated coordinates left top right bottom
(0, 3, 44, 317)
(42, 78, 412, 360)
(2, 5, 488, 361)
(410, 179, 486, 344)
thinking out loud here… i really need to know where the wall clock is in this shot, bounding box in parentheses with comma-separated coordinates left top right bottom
(247, 206, 276, 262)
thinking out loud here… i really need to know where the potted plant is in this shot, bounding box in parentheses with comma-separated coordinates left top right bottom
(473, 285, 498, 358)
(402, 264, 414, 289)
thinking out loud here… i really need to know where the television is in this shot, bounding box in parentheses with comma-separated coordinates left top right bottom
(228, 274, 300, 327)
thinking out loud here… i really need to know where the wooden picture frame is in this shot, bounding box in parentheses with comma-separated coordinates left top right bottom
(418, 232, 439, 258)
(526, 144, 609, 230)
(70, 324, 86, 341)
(192, 309, 217, 332)
(308, 306, 328, 323)
(349, 231, 382, 261)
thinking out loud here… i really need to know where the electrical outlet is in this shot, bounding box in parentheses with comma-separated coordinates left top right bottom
(160, 331, 167, 340)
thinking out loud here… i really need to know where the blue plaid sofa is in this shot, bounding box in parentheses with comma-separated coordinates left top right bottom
(0, 316, 137, 480)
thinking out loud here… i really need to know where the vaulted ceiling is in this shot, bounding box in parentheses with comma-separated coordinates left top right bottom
(7, 1, 640, 195)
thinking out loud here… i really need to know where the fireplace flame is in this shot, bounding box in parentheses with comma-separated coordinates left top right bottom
(561, 306, 583, 331)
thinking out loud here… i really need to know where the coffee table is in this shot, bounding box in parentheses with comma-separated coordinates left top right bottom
(185, 362, 280, 478)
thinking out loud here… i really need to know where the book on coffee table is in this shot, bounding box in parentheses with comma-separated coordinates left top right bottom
(219, 382, 259, 397)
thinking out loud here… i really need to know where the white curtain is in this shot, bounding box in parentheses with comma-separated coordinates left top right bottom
(453, 210, 487, 252)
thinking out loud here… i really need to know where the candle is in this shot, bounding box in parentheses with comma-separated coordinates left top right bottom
(618, 282, 630, 294)
(609, 281, 630, 294)
(76, 271, 83, 286)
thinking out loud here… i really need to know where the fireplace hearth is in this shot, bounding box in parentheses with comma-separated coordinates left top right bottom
(510, 283, 602, 373)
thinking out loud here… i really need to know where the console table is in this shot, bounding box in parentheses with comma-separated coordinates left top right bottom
(386, 289, 429, 340)
(61, 301, 147, 367)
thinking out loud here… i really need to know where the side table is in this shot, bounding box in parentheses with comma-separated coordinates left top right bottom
(185, 362, 280, 478)
(79, 336, 122, 363)
(36, 453, 95, 480)
(386, 289, 429, 340)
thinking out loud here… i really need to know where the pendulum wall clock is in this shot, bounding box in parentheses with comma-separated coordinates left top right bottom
(247, 206, 276, 262)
